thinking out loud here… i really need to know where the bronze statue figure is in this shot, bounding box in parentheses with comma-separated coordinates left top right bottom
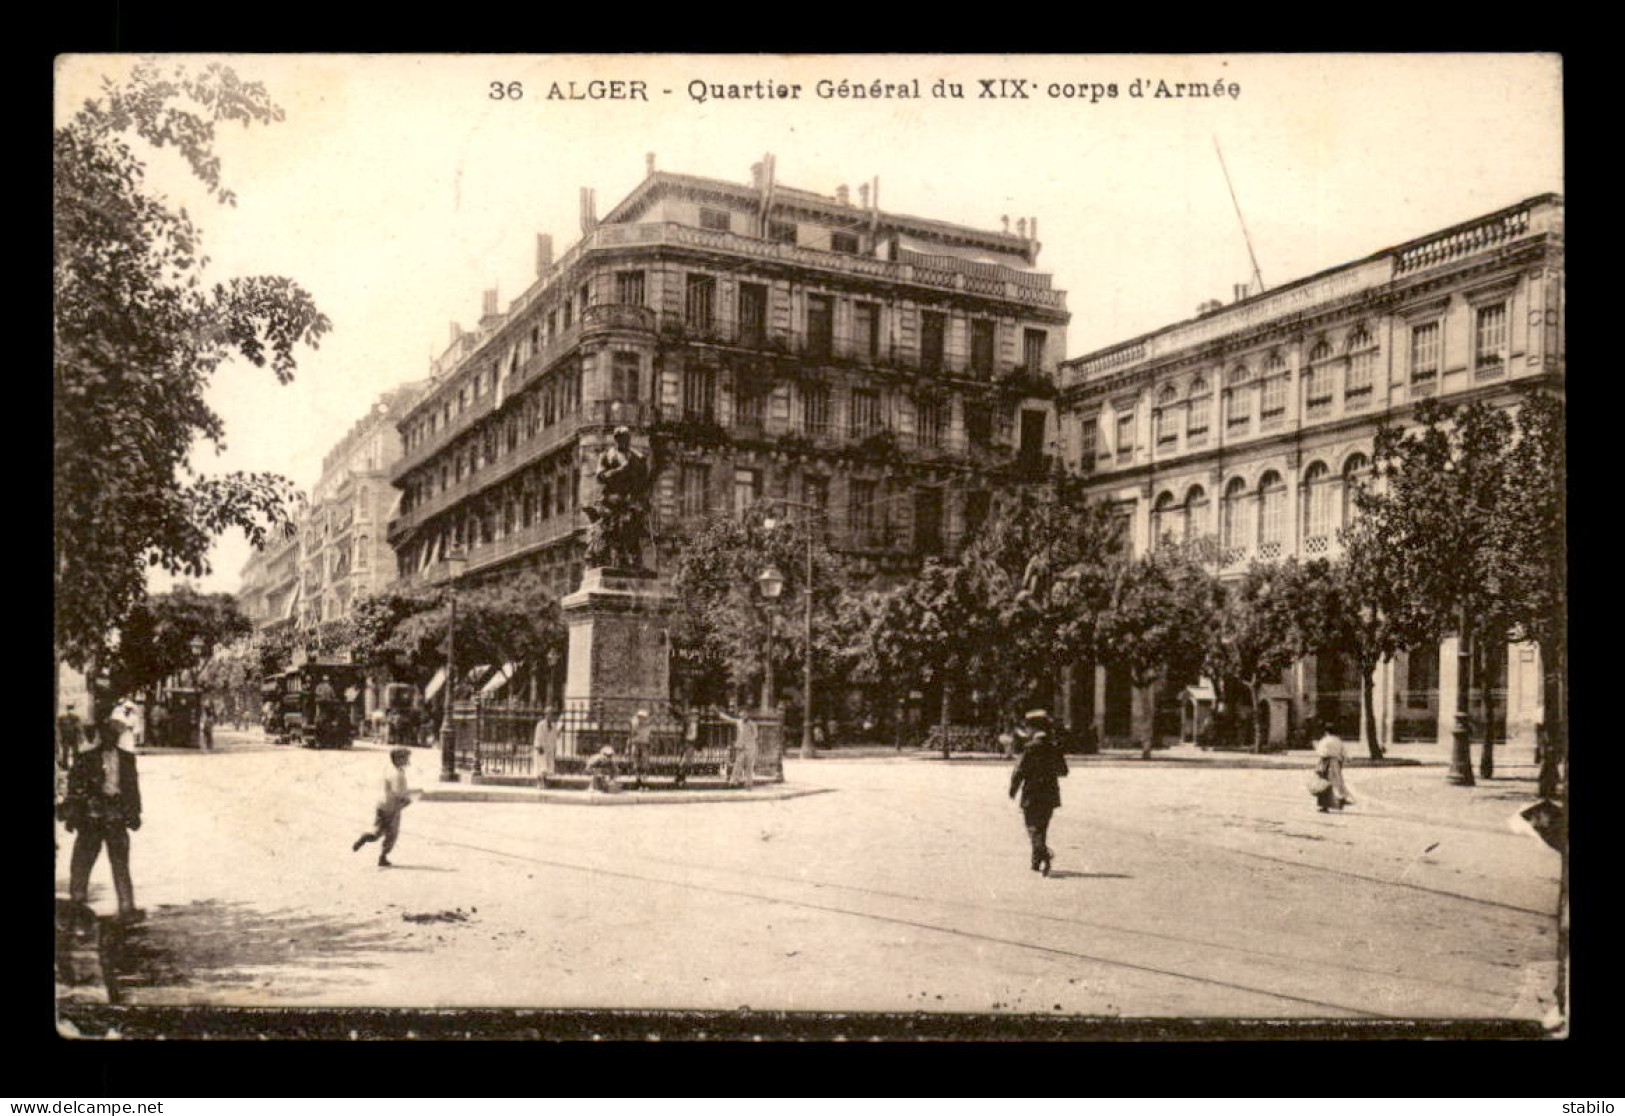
(589, 426, 654, 572)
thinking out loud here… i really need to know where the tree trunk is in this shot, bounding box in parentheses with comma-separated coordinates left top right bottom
(1360, 660, 1384, 760)
(1538, 639, 1566, 800)
(1478, 639, 1496, 780)
(940, 682, 952, 760)
(1250, 681, 1265, 754)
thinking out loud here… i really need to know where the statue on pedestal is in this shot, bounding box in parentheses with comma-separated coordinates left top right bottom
(588, 426, 653, 573)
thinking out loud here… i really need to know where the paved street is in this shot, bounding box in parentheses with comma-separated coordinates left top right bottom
(57, 733, 1561, 1021)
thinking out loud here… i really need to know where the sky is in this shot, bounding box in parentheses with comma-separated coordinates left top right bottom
(54, 53, 1564, 598)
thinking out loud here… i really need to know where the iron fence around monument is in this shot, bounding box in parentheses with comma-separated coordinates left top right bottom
(452, 696, 764, 782)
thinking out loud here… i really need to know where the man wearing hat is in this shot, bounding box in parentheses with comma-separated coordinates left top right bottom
(61, 696, 144, 922)
(1009, 709, 1069, 876)
(352, 747, 421, 867)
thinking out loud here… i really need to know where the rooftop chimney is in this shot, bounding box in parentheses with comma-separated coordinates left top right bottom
(1233, 283, 1250, 303)
(482, 288, 499, 319)
(1002, 215, 1011, 234)
(1016, 217, 1027, 238)
(751, 161, 764, 189)
(858, 182, 869, 208)
(646, 151, 656, 175)
(579, 187, 598, 235)
(1197, 299, 1225, 317)
(535, 233, 554, 276)
(450, 321, 463, 344)
(836, 184, 850, 205)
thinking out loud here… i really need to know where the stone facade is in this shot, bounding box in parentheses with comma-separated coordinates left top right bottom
(1056, 194, 1564, 753)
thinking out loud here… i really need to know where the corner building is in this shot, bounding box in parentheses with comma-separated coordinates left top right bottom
(1057, 194, 1564, 754)
(387, 161, 1067, 602)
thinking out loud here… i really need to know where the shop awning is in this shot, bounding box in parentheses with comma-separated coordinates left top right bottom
(480, 662, 518, 696)
(1182, 684, 1216, 703)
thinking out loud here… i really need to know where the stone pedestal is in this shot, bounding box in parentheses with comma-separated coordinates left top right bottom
(560, 568, 676, 702)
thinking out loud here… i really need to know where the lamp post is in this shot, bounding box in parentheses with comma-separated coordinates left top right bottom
(189, 635, 206, 749)
(756, 562, 784, 714)
(1447, 601, 1476, 786)
(439, 547, 469, 782)
(764, 501, 825, 760)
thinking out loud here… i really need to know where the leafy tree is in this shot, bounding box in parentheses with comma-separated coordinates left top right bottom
(104, 584, 253, 706)
(1357, 398, 1524, 781)
(377, 572, 567, 699)
(54, 60, 331, 678)
(1092, 540, 1220, 751)
(670, 510, 848, 710)
(1202, 559, 1318, 753)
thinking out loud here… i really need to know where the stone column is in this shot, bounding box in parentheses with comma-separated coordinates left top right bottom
(561, 569, 677, 704)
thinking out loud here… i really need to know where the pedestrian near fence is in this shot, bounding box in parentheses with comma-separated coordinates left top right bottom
(586, 745, 621, 793)
(352, 747, 420, 867)
(533, 709, 560, 787)
(718, 708, 759, 788)
(628, 709, 653, 790)
(1008, 709, 1068, 876)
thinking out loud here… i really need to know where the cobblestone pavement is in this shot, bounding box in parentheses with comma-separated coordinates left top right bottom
(56, 746, 1561, 1021)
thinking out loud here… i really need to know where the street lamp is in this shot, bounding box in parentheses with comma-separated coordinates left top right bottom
(439, 546, 469, 782)
(756, 562, 784, 714)
(190, 635, 207, 749)
(765, 501, 824, 760)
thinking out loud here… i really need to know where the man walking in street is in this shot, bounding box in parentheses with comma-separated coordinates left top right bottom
(1009, 709, 1069, 876)
(352, 747, 420, 867)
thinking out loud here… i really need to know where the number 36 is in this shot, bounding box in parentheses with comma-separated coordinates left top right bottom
(490, 81, 523, 100)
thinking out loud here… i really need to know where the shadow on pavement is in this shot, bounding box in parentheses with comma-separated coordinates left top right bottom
(114, 899, 422, 997)
(1046, 870, 1132, 880)
(376, 864, 456, 872)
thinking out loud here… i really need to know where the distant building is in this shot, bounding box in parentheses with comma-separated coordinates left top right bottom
(386, 158, 1067, 603)
(1056, 194, 1564, 752)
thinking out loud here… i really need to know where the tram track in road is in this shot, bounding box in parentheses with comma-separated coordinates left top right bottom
(830, 778, 1558, 919)
(150, 752, 1544, 1017)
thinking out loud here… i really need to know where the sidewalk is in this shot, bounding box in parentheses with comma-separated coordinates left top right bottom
(420, 781, 833, 805)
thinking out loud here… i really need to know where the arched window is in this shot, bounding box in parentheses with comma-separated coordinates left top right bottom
(1258, 471, 1286, 558)
(1345, 327, 1376, 407)
(1154, 385, 1179, 446)
(1185, 484, 1210, 542)
(1224, 365, 1251, 431)
(1153, 491, 1180, 547)
(1305, 341, 1335, 418)
(1188, 378, 1211, 443)
(1223, 476, 1252, 557)
(1341, 452, 1371, 529)
(1301, 461, 1333, 553)
(1260, 353, 1287, 425)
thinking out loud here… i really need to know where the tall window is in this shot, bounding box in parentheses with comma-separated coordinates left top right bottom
(561, 298, 573, 329)
(806, 294, 834, 358)
(680, 463, 712, 518)
(849, 479, 877, 542)
(1340, 453, 1370, 531)
(1225, 365, 1251, 431)
(854, 302, 880, 360)
(1077, 413, 1098, 473)
(916, 395, 946, 449)
(914, 488, 944, 554)
(1153, 491, 1180, 547)
(686, 274, 716, 330)
(1258, 471, 1286, 557)
(803, 383, 831, 436)
(1187, 379, 1211, 444)
(1223, 477, 1252, 556)
(1345, 328, 1375, 407)
(970, 320, 996, 376)
(804, 475, 829, 523)
(699, 207, 732, 232)
(733, 468, 761, 517)
(1023, 329, 1047, 374)
(1155, 385, 1179, 446)
(1410, 321, 1440, 383)
(920, 311, 946, 372)
(1301, 462, 1334, 554)
(739, 283, 768, 346)
(1185, 485, 1210, 541)
(768, 219, 798, 245)
(614, 270, 645, 306)
(735, 382, 767, 428)
(1475, 303, 1508, 377)
(682, 365, 717, 420)
(1305, 341, 1335, 418)
(612, 352, 640, 403)
(1260, 353, 1287, 425)
(1115, 410, 1135, 462)
(851, 388, 882, 437)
